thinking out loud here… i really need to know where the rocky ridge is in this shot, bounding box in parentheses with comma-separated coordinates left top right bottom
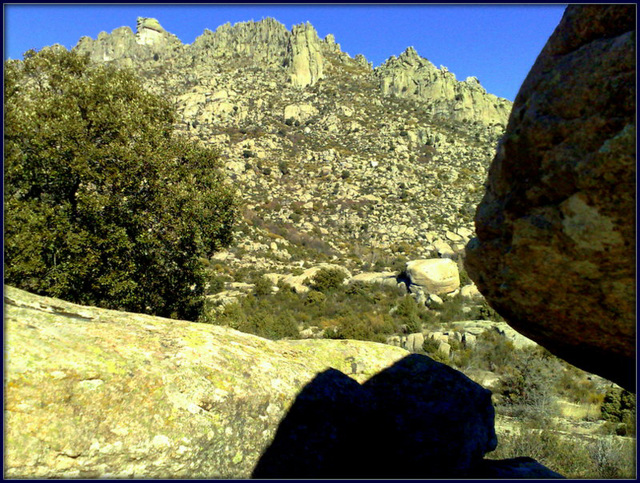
(73, 17, 511, 275)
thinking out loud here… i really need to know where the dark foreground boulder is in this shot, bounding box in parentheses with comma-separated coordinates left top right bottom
(465, 5, 635, 391)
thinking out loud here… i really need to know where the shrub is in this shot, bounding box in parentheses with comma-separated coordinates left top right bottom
(588, 437, 636, 478)
(4, 48, 236, 321)
(310, 268, 347, 293)
(495, 346, 562, 420)
(458, 268, 472, 286)
(252, 276, 273, 297)
(422, 338, 450, 364)
(489, 425, 595, 478)
(471, 330, 517, 372)
(601, 386, 636, 435)
(207, 274, 228, 295)
(212, 294, 300, 340)
(476, 299, 505, 322)
(437, 294, 469, 323)
(278, 161, 291, 175)
(305, 290, 327, 306)
(555, 366, 603, 405)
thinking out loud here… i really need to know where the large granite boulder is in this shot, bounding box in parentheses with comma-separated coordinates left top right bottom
(4, 286, 560, 478)
(405, 258, 460, 295)
(465, 5, 635, 390)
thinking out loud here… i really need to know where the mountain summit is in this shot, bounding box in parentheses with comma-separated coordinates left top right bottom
(75, 17, 510, 125)
(71, 16, 511, 268)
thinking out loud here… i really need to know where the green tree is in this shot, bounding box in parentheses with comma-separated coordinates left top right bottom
(4, 47, 236, 320)
(309, 268, 347, 293)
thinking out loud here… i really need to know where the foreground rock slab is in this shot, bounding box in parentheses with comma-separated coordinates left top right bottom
(254, 354, 497, 478)
(4, 285, 407, 478)
(4, 286, 562, 478)
(465, 5, 636, 390)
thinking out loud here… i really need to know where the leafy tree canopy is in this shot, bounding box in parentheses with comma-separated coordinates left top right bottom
(4, 47, 237, 320)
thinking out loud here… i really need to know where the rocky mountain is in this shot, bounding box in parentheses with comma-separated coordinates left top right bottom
(73, 17, 511, 275)
(6, 7, 636, 479)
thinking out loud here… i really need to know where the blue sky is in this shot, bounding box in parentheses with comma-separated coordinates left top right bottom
(3, 4, 567, 101)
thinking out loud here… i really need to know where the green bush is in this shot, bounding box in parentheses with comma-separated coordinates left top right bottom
(437, 294, 469, 323)
(601, 387, 636, 435)
(252, 276, 273, 297)
(495, 346, 562, 420)
(4, 48, 236, 321)
(421, 338, 450, 364)
(472, 330, 517, 372)
(278, 160, 290, 175)
(304, 290, 326, 306)
(458, 268, 472, 286)
(310, 268, 347, 293)
(489, 426, 594, 478)
(555, 366, 602, 405)
(207, 274, 228, 295)
(393, 295, 423, 333)
(324, 311, 394, 343)
(475, 299, 505, 322)
(212, 294, 300, 340)
(491, 421, 636, 478)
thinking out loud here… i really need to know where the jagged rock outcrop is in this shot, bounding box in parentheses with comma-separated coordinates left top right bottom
(76, 17, 326, 89)
(189, 18, 290, 68)
(66, 16, 509, 262)
(72, 17, 507, 124)
(373, 47, 512, 125)
(465, 5, 636, 391)
(286, 22, 324, 88)
(4, 285, 562, 478)
(75, 17, 183, 67)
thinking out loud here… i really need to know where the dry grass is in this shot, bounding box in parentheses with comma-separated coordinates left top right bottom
(557, 399, 601, 421)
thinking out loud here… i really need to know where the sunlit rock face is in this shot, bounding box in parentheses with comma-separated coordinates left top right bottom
(465, 4, 636, 391)
(287, 22, 324, 88)
(3, 285, 410, 478)
(5, 286, 564, 479)
(74, 17, 183, 66)
(136, 17, 167, 45)
(373, 46, 512, 126)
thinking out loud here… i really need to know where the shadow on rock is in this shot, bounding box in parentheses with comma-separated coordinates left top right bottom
(253, 353, 520, 479)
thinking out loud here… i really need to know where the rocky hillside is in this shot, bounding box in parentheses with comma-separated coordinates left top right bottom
(7, 8, 635, 479)
(73, 17, 511, 274)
